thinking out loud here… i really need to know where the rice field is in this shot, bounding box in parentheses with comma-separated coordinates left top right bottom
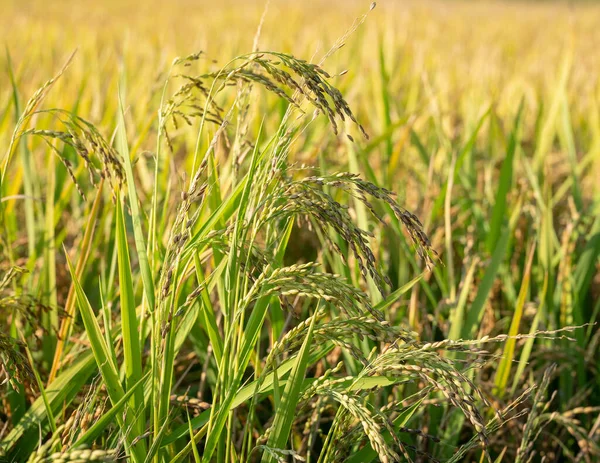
(1, 0, 599, 462)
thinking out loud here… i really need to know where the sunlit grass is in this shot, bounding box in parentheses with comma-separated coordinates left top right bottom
(1, 1, 599, 462)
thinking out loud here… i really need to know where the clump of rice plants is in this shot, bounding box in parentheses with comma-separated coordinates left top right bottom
(1, 3, 599, 463)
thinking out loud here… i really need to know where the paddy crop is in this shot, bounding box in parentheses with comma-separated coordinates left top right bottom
(0, 1, 599, 462)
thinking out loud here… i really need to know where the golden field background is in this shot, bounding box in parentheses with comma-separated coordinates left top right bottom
(3, 0, 600, 209)
(3, 0, 600, 139)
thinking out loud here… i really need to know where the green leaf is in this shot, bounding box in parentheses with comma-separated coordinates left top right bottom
(262, 308, 319, 462)
(0, 353, 96, 458)
(448, 259, 479, 341)
(72, 372, 150, 448)
(494, 243, 536, 397)
(487, 100, 524, 252)
(373, 273, 423, 313)
(66, 251, 144, 463)
(116, 85, 155, 312)
(115, 192, 146, 444)
(461, 200, 521, 339)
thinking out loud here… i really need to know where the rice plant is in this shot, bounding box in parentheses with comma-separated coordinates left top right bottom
(1, 1, 599, 462)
